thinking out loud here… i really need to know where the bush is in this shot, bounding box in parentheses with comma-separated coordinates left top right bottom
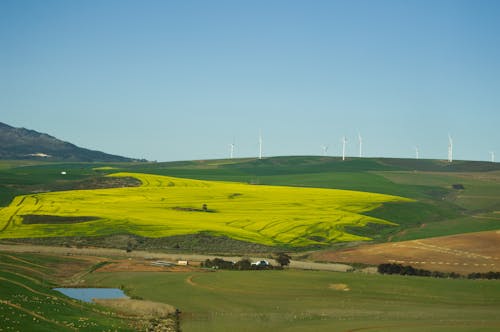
(378, 263, 465, 279)
(234, 258, 251, 270)
(468, 271, 500, 279)
(275, 252, 291, 267)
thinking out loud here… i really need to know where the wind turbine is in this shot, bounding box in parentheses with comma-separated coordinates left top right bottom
(358, 133, 363, 158)
(415, 146, 419, 160)
(448, 134, 453, 163)
(321, 145, 329, 156)
(342, 136, 347, 161)
(490, 151, 495, 163)
(258, 131, 263, 160)
(229, 142, 235, 159)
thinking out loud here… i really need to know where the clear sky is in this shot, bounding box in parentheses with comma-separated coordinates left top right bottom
(1, 0, 499, 162)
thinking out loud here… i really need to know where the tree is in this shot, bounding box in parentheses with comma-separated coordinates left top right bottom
(126, 241, 134, 253)
(275, 252, 291, 267)
(235, 258, 252, 270)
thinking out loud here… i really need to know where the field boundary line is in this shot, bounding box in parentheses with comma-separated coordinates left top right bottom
(0, 262, 53, 279)
(0, 268, 47, 285)
(3, 253, 52, 270)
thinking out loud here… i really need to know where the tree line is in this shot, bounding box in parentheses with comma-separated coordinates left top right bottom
(467, 271, 500, 279)
(201, 253, 291, 271)
(378, 263, 500, 280)
(201, 258, 275, 270)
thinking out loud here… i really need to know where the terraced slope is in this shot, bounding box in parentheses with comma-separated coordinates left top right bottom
(0, 173, 411, 246)
(0, 252, 136, 331)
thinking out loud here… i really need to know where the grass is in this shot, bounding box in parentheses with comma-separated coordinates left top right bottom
(0, 252, 137, 331)
(85, 268, 500, 332)
(0, 152, 498, 331)
(0, 172, 411, 246)
(389, 215, 500, 242)
(1, 157, 499, 247)
(374, 171, 500, 240)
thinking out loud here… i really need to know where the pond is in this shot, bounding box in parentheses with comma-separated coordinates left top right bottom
(53, 288, 128, 303)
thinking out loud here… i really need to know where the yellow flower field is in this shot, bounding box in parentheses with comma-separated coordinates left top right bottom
(0, 173, 412, 246)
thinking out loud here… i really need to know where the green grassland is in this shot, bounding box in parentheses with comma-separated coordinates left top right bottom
(0, 172, 410, 246)
(3, 250, 499, 332)
(1, 157, 499, 248)
(372, 170, 500, 241)
(85, 268, 500, 332)
(0, 251, 137, 331)
(1, 154, 499, 332)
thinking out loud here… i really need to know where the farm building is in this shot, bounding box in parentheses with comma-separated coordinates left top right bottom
(251, 260, 270, 267)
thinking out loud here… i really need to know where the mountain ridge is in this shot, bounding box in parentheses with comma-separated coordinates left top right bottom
(0, 121, 138, 162)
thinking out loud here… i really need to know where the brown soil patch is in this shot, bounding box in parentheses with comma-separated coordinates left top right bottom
(329, 283, 350, 291)
(93, 298, 176, 317)
(96, 259, 199, 273)
(312, 230, 500, 274)
(52, 256, 106, 279)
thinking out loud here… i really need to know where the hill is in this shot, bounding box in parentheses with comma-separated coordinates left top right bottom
(0, 156, 499, 252)
(0, 122, 137, 162)
(123, 155, 500, 181)
(0, 172, 410, 246)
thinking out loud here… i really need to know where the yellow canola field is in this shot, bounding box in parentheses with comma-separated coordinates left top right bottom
(0, 173, 412, 246)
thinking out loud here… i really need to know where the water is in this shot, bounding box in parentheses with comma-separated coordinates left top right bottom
(53, 287, 128, 303)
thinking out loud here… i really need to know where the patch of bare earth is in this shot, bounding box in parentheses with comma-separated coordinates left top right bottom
(93, 299, 178, 332)
(95, 259, 200, 273)
(311, 230, 500, 274)
(51, 256, 106, 279)
(329, 283, 350, 291)
(93, 298, 176, 317)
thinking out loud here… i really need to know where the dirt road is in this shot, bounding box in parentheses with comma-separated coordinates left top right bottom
(0, 243, 352, 272)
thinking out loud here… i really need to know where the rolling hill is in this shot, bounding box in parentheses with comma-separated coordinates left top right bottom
(0, 155, 499, 251)
(0, 172, 411, 246)
(0, 122, 138, 162)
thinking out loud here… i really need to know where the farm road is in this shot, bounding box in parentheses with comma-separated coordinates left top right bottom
(0, 244, 352, 272)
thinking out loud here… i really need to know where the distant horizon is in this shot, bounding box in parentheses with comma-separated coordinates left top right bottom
(3, 119, 498, 164)
(2, 1, 499, 162)
(144, 155, 497, 164)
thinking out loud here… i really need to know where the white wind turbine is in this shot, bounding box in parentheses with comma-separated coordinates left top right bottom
(342, 136, 347, 161)
(321, 145, 329, 156)
(415, 146, 419, 160)
(229, 142, 235, 159)
(490, 151, 495, 163)
(448, 134, 453, 163)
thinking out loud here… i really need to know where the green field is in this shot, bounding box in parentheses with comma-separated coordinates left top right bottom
(3, 250, 499, 332)
(0, 172, 410, 246)
(1, 157, 499, 332)
(0, 252, 137, 331)
(1, 157, 499, 247)
(85, 268, 500, 332)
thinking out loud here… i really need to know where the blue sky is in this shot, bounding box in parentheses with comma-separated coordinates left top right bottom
(1, 0, 499, 162)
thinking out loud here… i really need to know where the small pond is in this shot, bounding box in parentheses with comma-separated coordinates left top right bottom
(53, 288, 128, 303)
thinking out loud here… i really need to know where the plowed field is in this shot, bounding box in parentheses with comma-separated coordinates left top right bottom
(311, 230, 500, 273)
